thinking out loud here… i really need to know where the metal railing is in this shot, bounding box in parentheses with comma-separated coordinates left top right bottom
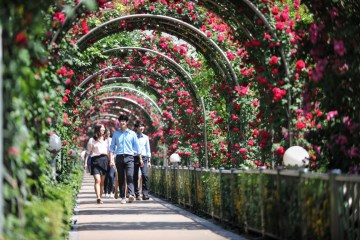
(149, 166, 360, 240)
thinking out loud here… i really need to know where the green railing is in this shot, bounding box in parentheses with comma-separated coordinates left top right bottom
(149, 166, 360, 240)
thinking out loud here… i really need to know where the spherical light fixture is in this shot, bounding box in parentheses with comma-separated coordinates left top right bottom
(283, 146, 309, 167)
(49, 133, 62, 152)
(170, 153, 181, 163)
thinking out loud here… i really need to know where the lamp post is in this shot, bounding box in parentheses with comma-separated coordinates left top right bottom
(49, 133, 62, 180)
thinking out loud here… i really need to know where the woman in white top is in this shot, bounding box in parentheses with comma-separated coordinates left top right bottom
(84, 124, 113, 204)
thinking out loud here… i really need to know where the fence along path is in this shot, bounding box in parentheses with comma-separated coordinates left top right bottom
(69, 174, 248, 240)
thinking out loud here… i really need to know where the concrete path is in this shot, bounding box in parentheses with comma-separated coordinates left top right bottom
(70, 174, 248, 240)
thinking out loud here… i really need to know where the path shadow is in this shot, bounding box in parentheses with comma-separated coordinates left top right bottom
(77, 221, 206, 231)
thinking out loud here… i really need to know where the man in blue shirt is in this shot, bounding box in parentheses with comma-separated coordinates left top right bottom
(109, 114, 142, 204)
(133, 120, 152, 200)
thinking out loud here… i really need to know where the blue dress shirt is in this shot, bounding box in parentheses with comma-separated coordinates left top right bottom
(110, 128, 140, 155)
(137, 133, 151, 157)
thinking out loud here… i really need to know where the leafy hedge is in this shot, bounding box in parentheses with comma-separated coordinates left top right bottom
(4, 166, 83, 240)
(2, 0, 85, 238)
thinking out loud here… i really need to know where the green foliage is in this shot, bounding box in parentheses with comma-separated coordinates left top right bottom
(45, 167, 83, 228)
(4, 200, 64, 240)
(23, 200, 64, 240)
(2, 1, 87, 238)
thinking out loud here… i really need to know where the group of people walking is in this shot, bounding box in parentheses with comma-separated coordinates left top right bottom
(84, 114, 151, 204)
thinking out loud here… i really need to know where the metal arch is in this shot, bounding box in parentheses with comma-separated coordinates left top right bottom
(75, 66, 195, 102)
(50, 2, 89, 45)
(90, 96, 152, 117)
(76, 14, 239, 89)
(92, 97, 161, 129)
(89, 113, 119, 121)
(97, 105, 156, 129)
(84, 105, 140, 123)
(81, 77, 163, 100)
(102, 46, 201, 103)
(52, 1, 289, 90)
(74, 66, 200, 111)
(103, 47, 193, 80)
(88, 85, 163, 116)
(84, 103, 155, 130)
(53, 1, 265, 47)
(75, 66, 165, 91)
(87, 110, 154, 130)
(89, 106, 154, 126)
(93, 96, 155, 123)
(76, 46, 201, 106)
(202, 0, 253, 39)
(89, 88, 162, 117)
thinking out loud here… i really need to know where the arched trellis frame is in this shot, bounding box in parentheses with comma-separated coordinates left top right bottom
(75, 62, 202, 131)
(81, 77, 163, 100)
(102, 47, 202, 105)
(76, 64, 201, 129)
(76, 14, 239, 90)
(76, 66, 174, 92)
(85, 85, 163, 118)
(86, 106, 153, 129)
(71, 13, 287, 166)
(75, 46, 202, 108)
(87, 96, 156, 125)
(53, 1, 294, 147)
(50, 1, 302, 169)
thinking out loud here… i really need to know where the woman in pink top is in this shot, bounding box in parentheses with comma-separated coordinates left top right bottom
(84, 124, 114, 204)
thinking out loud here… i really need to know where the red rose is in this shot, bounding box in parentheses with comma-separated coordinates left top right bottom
(295, 60, 305, 72)
(15, 32, 28, 46)
(295, 121, 307, 130)
(269, 56, 279, 65)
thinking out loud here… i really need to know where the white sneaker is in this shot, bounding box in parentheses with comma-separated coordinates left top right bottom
(128, 195, 135, 203)
(110, 193, 114, 198)
(120, 198, 126, 204)
(104, 193, 109, 198)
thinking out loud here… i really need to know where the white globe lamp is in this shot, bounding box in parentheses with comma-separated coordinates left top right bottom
(283, 146, 309, 167)
(49, 133, 62, 180)
(170, 153, 181, 164)
(49, 133, 62, 153)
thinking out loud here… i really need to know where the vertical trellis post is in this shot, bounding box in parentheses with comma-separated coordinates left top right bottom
(201, 97, 208, 168)
(163, 145, 168, 167)
(0, 27, 4, 237)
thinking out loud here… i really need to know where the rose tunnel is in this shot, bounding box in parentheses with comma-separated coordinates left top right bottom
(48, 0, 308, 169)
(3, 0, 360, 239)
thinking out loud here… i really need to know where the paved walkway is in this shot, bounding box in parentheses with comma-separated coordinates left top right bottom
(70, 174, 248, 240)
